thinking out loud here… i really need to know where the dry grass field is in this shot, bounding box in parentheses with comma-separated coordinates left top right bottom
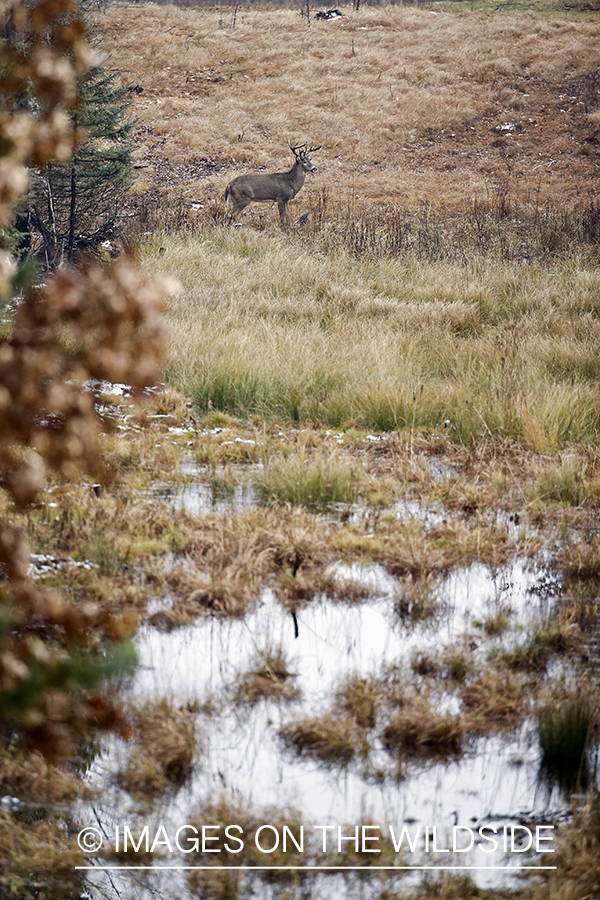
(96, 1, 600, 216)
(5, 4, 600, 899)
(90, 1, 600, 443)
(153, 228, 600, 443)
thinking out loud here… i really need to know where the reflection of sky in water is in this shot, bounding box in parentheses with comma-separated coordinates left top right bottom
(151, 478, 258, 516)
(134, 560, 553, 704)
(80, 558, 567, 897)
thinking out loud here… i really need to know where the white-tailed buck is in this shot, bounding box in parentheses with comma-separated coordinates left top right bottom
(225, 144, 321, 227)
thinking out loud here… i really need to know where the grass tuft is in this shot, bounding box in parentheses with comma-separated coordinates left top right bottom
(233, 646, 300, 705)
(537, 690, 596, 791)
(279, 715, 360, 766)
(335, 675, 379, 731)
(118, 698, 197, 795)
(255, 449, 359, 510)
(381, 700, 465, 759)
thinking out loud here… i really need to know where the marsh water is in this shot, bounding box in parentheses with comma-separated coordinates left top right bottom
(82, 487, 571, 900)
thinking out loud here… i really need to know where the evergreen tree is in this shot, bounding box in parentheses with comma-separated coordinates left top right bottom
(26, 57, 133, 266)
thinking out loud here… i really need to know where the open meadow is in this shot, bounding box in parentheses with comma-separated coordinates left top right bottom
(3, 2, 600, 899)
(95, 0, 600, 213)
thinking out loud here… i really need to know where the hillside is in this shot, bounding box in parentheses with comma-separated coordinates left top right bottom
(96, 1, 600, 223)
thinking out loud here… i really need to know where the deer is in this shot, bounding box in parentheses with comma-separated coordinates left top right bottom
(225, 144, 321, 227)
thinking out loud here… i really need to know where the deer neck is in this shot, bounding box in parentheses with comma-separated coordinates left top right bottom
(289, 161, 306, 192)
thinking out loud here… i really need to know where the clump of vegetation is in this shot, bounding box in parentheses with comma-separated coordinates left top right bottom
(530, 795, 600, 900)
(117, 698, 197, 795)
(557, 534, 600, 581)
(335, 675, 379, 730)
(393, 577, 441, 624)
(479, 609, 512, 636)
(537, 689, 596, 792)
(233, 646, 300, 705)
(0, 740, 89, 895)
(441, 647, 472, 683)
(381, 700, 465, 760)
(209, 468, 237, 502)
(459, 668, 529, 732)
(531, 456, 600, 508)
(256, 448, 359, 510)
(0, 809, 84, 899)
(496, 616, 581, 674)
(186, 798, 309, 898)
(561, 582, 600, 635)
(0, 743, 81, 806)
(279, 714, 361, 766)
(163, 506, 333, 618)
(410, 650, 442, 678)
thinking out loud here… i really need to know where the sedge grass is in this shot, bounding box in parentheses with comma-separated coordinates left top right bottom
(117, 698, 197, 795)
(154, 230, 600, 445)
(255, 448, 359, 510)
(536, 690, 596, 792)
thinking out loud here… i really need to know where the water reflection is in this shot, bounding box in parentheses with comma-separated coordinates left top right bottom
(78, 559, 569, 897)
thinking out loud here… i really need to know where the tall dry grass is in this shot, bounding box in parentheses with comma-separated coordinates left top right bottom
(97, 2, 600, 444)
(97, 3, 600, 212)
(151, 228, 600, 442)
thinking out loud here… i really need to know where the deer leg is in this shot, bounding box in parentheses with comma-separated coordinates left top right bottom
(277, 198, 290, 228)
(227, 197, 250, 225)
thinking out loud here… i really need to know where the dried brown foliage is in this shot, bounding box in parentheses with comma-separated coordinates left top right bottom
(233, 646, 300, 705)
(0, 0, 166, 759)
(1, 260, 164, 495)
(117, 698, 197, 795)
(279, 714, 361, 766)
(381, 699, 465, 760)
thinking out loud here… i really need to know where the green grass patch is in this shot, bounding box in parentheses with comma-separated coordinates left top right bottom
(537, 690, 596, 791)
(255, 450, 360, 510)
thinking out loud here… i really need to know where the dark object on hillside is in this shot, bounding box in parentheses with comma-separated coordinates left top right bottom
(315, 8, 342, 19)
(127, 84, 144, 94)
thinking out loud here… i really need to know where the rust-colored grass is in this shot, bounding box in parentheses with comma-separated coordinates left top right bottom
(233, 645, 301, 704)
(95, 3, 600, 219)
(117, 697, 198, 795)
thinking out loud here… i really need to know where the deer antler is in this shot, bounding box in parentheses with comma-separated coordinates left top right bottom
(308, 145, 322, 152)
(290, 143, 307, 157)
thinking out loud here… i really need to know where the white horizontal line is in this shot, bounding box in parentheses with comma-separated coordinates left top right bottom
(76, 865, 557, 871)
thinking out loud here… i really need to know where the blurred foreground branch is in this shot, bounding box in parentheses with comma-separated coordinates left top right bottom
(1, 0, 166, 759)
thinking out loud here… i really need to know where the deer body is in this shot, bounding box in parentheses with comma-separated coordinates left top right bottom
(225, 145, 320, 227)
